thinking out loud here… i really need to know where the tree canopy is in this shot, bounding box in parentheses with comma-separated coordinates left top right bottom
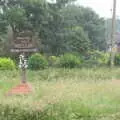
(0, 0, 107, 56)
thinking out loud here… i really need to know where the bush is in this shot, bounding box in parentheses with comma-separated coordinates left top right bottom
(0, 58, 16, 70)
(85, 51, 110, 66)
(114, 54, 120, 65)
(28, 53, 48, 70)
(48, 56, 59, 67)
(59, 53, 81, 68)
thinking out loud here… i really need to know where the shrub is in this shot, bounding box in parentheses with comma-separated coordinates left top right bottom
(28, 53, 48, 70)
(0, 58, 16, 70)
(59, 53, 81, 68)
(85, 51, 110, 66)
(48, 56, 59, 67)
(114, 54, 120, 65)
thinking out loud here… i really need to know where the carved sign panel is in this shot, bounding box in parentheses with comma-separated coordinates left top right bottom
(14, 36, 33, 49)
(11, 31, 37, 53)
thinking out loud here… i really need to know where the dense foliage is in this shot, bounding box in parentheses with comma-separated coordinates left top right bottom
(48, 56, 59, 66)
(28, 53, 48, 70)
(114, 53, 120, 66)
(0, 0, 107, 56)
(0, 58, 16, 70)
(85, 51, 110, 66)
(59, 53, 81, 68)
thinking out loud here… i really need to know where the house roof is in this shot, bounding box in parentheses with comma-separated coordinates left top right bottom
(116, 32, 120, 43)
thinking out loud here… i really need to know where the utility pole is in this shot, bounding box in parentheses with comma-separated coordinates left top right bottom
(110, 0, 117, 67)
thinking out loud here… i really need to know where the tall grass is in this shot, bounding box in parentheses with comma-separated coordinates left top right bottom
(1, 67, 120, 119)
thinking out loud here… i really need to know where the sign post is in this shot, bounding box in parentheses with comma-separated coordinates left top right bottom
(8, 31, 37, 95)
(19, 54, 28, 83)
(11, 31, 37, 84)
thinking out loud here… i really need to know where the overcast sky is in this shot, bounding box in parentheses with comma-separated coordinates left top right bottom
(77, 0, 120, 18)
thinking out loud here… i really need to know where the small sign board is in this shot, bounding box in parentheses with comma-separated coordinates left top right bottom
(10, 48, 37, 53)
(11, 31, 37, 53)
(14, 36, 33, 49)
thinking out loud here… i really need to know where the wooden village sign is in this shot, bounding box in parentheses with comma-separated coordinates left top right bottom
(11, 31, 37, 53)
(8, 31, 37, 95)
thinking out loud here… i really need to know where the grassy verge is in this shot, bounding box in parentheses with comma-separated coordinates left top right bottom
(1, 67, 120, 119)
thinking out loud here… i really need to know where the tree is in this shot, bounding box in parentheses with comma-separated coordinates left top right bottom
(5, 7, 29, 33)
(65, 27, 90, 54)
(61, 5, 106, 51)
(39, 0, 77, 55)
(0, 0, 107, 56)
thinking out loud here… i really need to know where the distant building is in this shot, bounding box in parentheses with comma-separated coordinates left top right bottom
(116, 32, 120, 52)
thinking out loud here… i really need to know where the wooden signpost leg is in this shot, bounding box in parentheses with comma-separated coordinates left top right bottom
(19, 53, 28, 84)
(21, 68, 27, 83)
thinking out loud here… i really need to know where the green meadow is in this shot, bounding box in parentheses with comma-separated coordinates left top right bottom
(1, 67, 120, 120)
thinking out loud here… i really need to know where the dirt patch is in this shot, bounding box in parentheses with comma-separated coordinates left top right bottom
(6, 83, 33, 96)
